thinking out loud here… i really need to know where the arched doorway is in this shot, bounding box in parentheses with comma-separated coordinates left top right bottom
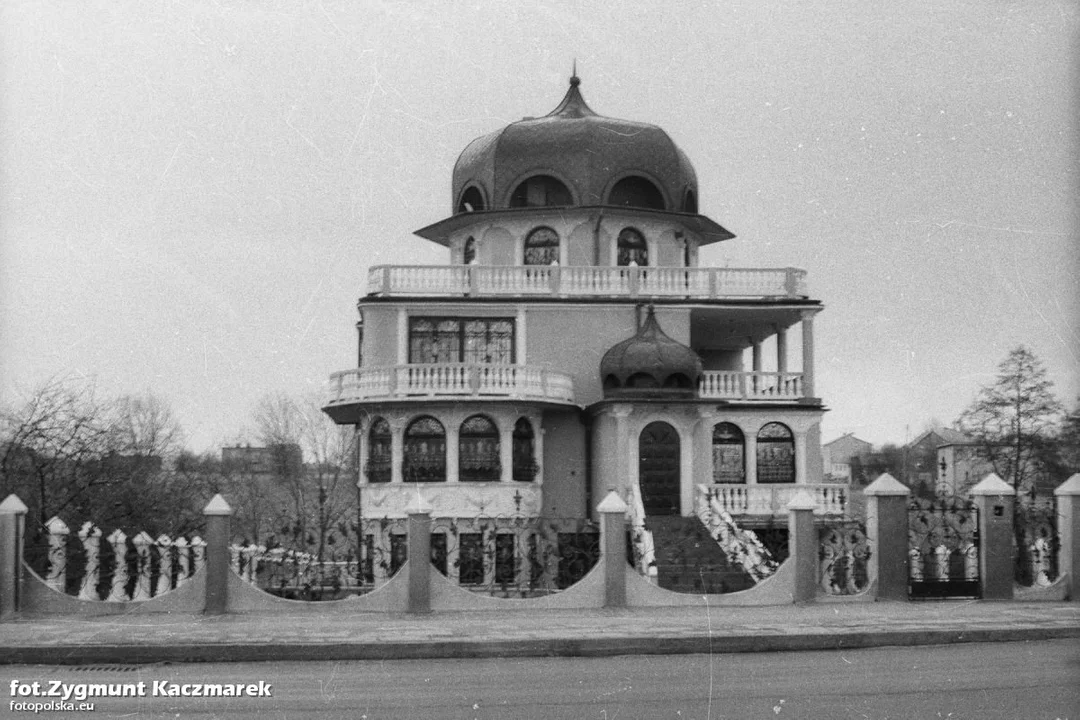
(638, 422, 680, 515)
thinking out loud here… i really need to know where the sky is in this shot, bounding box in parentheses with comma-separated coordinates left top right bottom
(1, 0, 1077, 453)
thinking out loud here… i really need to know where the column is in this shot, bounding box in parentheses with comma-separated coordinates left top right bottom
(516, 306, 527, 364)
(203, 494, 232, 616)
(499, 421, 514, 483)
(697, 408, 718, 487)
(357, 419, 368, 487)
(751, 339, 762, 396)
(801, 311, 815, 398)
(864, 474, 910, 602)
(970, 474, 1016, 600)
(776, 326, 788, 374)
(794, 429, 807, 485)
(535, 416, 546, 488)
(614, 407, 633, 500)
(745, 430, 758, 486)
(0, 494, 28, 619)
(390, 418, 406, 484)
(786, 490, 817, 603)
(597, 491, 628, 608)
(446, 421, 460, 484)
(1054, 474, 1080, 602)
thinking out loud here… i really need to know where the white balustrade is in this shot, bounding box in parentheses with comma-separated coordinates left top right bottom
(707, 483, 847, 517)
(365, 265, 808, 299)
(327, 364, 576, 405)
(694, 484, 778, 581)
(699, 372, 804, 400)
(77, 522, 101, 600)
(627, 481, 657, 581)
(106, 529, 129, 602)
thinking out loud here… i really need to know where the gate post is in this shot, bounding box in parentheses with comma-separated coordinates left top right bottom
(970, 474, 1015, 600)
(202, 494, 233, 615)
(1054, 474, 1080, 601)
(405, 495, 432, 614)
(597, 491, 629, 608)
(0, 495, 28, 620)
(786, 490, 817, 603)
(864, 473, 910, 601)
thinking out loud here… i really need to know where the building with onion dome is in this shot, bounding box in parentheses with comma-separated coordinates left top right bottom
(323, 74, 843, 593)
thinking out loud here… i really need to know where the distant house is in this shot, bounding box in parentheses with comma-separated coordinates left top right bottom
(821, 434, 873, 483)
(936, 440, 1056, 498)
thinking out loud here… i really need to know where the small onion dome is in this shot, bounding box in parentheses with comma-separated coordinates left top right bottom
(600, 307, 702, 398)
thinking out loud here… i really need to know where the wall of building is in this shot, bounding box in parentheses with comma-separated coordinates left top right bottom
(541, 409, 588, 518)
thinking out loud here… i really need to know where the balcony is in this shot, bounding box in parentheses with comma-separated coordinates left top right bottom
(327, 364, 575, 406)
(706, 483, 848, 517)
(366, 265, 808, 300)
(699, 371, 804, 401)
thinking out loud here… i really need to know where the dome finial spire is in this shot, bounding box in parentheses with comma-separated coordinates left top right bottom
(571, 59, 579, 86)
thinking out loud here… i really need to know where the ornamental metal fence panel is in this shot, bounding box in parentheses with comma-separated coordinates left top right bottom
(908, 496, 980, 599)
(818, 522, 871, 596)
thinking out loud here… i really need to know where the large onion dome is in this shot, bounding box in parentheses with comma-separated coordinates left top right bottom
(452, 75, 699, 215)
(600, 307, 702, 398)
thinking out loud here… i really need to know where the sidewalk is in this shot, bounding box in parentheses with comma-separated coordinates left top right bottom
(2, 601, 1078, 665)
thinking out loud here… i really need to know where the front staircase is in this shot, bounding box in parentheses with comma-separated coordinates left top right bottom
(645, 516, 756, 594)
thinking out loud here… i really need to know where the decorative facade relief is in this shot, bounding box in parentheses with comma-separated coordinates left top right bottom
(361, 483, 541, 519)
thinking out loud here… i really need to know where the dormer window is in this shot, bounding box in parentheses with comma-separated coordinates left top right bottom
(509, 175, 572, 208)
(608, 176, 665, 210)
(457, 186, 486, 213)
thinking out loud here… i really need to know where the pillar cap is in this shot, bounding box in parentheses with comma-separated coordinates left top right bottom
(597, 491, 628, 514)
(969, 473, 1015, 496)
(203, 494, 233, 516)
(863, 473, 910, 496)
(45, 516, 69, 534)
(404, 494, 433, 515)
(0, 494, 28, 514)
(786, 489, 817, 511)
(1054, 474, 1080, 496)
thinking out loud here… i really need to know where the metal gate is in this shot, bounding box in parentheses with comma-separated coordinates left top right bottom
(908, 496, 980, 599)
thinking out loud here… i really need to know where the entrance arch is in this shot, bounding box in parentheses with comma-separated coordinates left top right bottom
(638, 422, 681, 515)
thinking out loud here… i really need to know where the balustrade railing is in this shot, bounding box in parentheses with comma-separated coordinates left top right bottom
(694, 484, 778, 582)
(31, 517, 204, 602)
(699, 371, 804, 400)
(627, 479, 657, 580)
(327, 363, 575, 405)
(707, 483, 847, 516)
(366, 265, 808, 299)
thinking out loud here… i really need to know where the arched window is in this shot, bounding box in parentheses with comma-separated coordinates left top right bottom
(463, 236, 476, 265)
(683, 189, 698, 214)
(757, 422, 795, 484)
(403, 416, 446, 482)
(367, 417, 392, 483)
(524, 226, 560, 266)
(458, 186, 485, 213)
(712, 422, 745, 484)
(616, 227, 648, 267)
(512, 417, 537, 482)
(608, 176, 665, 210)
(509, 175, 572, 208)
(459, 415, 500, 482)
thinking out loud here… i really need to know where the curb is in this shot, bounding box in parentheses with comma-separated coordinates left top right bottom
(4, 625, 1078, 665)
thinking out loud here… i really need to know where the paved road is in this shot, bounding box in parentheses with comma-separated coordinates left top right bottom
(3, 640, 1078, 719)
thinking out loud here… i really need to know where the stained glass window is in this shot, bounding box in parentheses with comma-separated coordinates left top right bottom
(617, 227, 648, 266)
(524, 227, 560, 266)
(712, 422, 745, 484)
(403, 416, 446, 482)
(366, 416, 391, 483)
(459, 415, 500, 482)
(409, 317, 514, 364)
(757, 422, 795, 484)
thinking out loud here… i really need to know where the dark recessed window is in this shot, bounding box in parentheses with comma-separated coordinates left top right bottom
(403, 416, 446, 483)
(463, 236, 476, 265)
(459, 414, 500, 482)
(366, 417, 391, 483)
(757, 422, 795, 484)
(608, 176, 665, 210)
(509, 175, 572, 208)
(458, 186, 485, 213)
(524, 227, 560, 266)
(683, 189, 698, 214)
(512, 417, 537, 482)
(712, 422, 745, 484)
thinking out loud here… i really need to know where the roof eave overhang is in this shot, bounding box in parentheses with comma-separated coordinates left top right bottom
(414, 205, 735, 246)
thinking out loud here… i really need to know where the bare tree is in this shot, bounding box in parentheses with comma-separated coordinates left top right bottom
(955, 346, 1064, 494)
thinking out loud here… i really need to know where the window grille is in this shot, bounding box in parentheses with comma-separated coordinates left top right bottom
(712, 422, 745, 484)
(403, 416, 446, 482)
(757, 422, 795, 484)
(524, 227, 560, 265)
(366, 417, 391, 483)
(459, 415, 500, 482)
(409, 317, 514, 364)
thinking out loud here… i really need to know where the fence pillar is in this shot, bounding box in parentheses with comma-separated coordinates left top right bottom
(0, 495, 28, 620)
(970, 474, 1015, 600)
(786, 490, 817, 603)
(597, 491, 629, 608)
(1054, 474, 1080, 601)
(405, 496, 432, 614)
(203, 494, 233, 615)
(864, 473, 910, 601)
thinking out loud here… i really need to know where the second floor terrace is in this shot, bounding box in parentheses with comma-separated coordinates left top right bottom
(366, 264, 809, 301)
